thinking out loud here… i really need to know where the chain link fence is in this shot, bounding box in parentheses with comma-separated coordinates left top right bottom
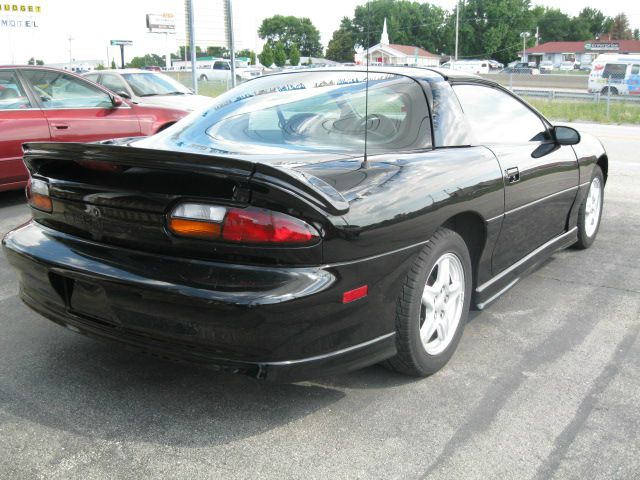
(485, 66, 640, 124)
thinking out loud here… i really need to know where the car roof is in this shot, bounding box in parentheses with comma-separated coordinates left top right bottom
(261, 66, 481, 83)
(84, 69, 150, 74)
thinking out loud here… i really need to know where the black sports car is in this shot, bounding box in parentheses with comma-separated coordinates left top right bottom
(3, 68, 607, 381)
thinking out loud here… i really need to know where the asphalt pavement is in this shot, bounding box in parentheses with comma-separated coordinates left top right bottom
(0, 122, 639, 479)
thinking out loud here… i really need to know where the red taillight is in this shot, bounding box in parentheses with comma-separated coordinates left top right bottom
(167, 203, 319, 245)
(222, 208, 318, 244)
(26, 177, 52, 212)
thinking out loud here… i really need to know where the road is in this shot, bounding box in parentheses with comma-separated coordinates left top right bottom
(1, 123, 639, 479)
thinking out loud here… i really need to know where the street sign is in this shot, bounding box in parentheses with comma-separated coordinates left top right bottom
(110, 40, 132, 46)
(146, 13, 176, 34)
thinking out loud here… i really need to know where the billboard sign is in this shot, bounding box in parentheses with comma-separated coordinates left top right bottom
(110, 40, 133, 46)
(146, 13, 176, 34)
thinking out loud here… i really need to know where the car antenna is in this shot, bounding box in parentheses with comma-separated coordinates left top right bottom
(362, 0, 370, 167)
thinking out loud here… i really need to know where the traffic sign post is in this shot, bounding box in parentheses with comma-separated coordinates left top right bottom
(110, 40, 132, 69)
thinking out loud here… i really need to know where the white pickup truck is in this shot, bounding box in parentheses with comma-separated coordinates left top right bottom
(196, 59, 262, 83)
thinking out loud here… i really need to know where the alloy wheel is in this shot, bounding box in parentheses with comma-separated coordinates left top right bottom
(419, 252, 465, 355)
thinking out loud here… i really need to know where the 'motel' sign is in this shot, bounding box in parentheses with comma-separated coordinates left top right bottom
(0, 3, 41, 28)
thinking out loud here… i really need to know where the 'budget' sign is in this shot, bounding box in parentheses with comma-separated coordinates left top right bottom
(1, 3, 41, 28)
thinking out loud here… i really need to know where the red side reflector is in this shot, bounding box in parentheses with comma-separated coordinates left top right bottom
(342, 285, 368, 304)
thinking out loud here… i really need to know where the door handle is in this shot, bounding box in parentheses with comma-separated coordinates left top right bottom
(51, 123, 69, 130)
(505, 167, 520, 183)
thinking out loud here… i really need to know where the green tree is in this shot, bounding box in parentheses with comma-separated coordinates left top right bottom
(259, 43, 273, 67)
(206, 46, 228, 58)
(634, 29, 640, 41)
(442, 0, 534, 64)
(236, 49, 257, 64)
(575, 8, 611, 39)
(351, 0, 449, 54)
(96, 63, 105, 70)
(610, 13, 632, 40)
(535, 8, 573, 42)
(27, 57, 44, 65)
(326, 17, 356, 62)
(111, 59, 117, 69)
(273, 41, 287, 67)
(126, 53, 164, 69)
(289, 44, 300, 66)
(258, 15, 323, 57)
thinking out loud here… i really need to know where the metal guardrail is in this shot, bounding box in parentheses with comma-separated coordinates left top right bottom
(513, 88, 640, 103)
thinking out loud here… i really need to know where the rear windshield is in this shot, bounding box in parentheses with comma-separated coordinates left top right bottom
(154, 71, 431, 155)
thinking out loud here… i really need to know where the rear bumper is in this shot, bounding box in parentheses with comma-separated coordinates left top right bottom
(3, 222, 417, 381)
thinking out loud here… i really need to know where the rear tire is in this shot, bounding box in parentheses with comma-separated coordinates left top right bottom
(199, 74, 207, 81)
(385, 228, 472, 377)
(574, 166, 604, 249)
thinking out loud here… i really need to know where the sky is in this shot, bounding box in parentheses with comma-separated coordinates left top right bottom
(1, 0, 638, 65)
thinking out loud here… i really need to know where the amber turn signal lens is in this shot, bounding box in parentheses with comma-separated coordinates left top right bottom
(30, 193, 53, 212)
(26, 178, 52, 212)
(168, 218, 221, 240)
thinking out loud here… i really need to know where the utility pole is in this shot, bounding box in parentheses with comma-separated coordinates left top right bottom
(454, 1, 460, 65)
(68, 36, 74, 70)
(520, 31, 531, 63)
(187, 0, 197, 93)
(226, 0, 236, 88)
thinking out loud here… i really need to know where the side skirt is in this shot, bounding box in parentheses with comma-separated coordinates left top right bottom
(473, 227, 578, 310)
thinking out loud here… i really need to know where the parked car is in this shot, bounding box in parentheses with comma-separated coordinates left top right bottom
(196, 59, 262, 82)
(539, 60, 554, 73)
(83, 69, 215, 111)
(3, 67, 607, 381)
(0, 66, 188, 192)
(500, 66, 540, 75)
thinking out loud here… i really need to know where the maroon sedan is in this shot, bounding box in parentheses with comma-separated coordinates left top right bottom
(0, 66, 189, 192)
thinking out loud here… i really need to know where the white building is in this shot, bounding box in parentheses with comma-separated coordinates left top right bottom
(356, 19, 440, 67)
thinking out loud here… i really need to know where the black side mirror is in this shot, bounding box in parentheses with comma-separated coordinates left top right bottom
(115, 90, 131, 99)
(553, 126, 580, 146)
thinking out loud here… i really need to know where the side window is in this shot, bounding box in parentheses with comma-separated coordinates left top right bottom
(213, 61, 229, 70)
(84, 73, 100, 83)
(100, 74, 128, 93)
(22, 70, 112, 109)
(453, 84, 546, 144)
(631, 65, 640, 75)
(0, 70, 31, 109)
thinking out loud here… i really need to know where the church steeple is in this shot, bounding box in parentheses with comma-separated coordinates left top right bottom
(380, 17, 389, 45)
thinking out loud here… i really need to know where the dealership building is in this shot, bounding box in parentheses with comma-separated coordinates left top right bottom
(523, 39, 640, 66)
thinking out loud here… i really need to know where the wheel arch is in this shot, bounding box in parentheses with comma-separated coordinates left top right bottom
(597, 154, 608, 184)
(441, 211, 487, 290)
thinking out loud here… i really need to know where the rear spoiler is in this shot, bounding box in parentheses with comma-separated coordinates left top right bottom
(22, 142, 349, 215)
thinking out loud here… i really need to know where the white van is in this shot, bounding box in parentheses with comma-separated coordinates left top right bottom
(588, 54, 640, 95)
(445, 59, 491, 75)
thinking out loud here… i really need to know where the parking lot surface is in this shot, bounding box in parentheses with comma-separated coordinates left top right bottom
(1, 122, 639, 479)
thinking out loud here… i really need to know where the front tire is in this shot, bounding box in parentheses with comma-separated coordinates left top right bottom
(574, 166, 604, 249)
(386, 228, 472, 377)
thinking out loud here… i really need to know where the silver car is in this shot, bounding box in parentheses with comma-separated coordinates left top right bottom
(84, 69, 215, 112)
